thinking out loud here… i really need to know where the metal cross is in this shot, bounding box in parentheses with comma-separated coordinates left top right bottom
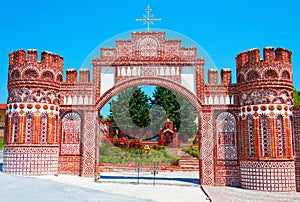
(136, 5, 161, 31)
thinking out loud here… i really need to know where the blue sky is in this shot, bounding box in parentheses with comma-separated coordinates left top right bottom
(1, 0, 300, 106)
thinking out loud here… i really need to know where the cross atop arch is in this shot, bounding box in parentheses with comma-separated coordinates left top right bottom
(136, 5, 161, 31)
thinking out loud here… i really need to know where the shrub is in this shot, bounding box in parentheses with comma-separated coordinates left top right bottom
(0, 138, 3, 150)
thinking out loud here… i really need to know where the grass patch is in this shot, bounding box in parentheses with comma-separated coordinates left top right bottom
(0, 137, 3, 150)
(181, 146, 199, 158)
(99, 143, 179, 165)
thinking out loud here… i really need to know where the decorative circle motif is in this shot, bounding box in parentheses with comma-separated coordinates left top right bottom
(277, 105, 282, 110)
(50, 105, 55, 110)
(35, 104, 41, 109)
(19, 103, 25, 109)
(43, 105, 48, 110)
(13, 103, 18, 109)
(253, 106, 259, 111)
(247, 106, 252, 112)
(27, 104, 33, 109)
(242, 107, 245, 112)
(269, 105, 275, 110)
(261, 105, 267, 111)
(284, 105, 288, 111)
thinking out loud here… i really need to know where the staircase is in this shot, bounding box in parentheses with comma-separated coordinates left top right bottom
(167, 146, 199, 170)
(179, 153, 199, 170)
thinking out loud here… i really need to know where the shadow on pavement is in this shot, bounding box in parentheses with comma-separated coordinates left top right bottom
(100, 175, 199, 185)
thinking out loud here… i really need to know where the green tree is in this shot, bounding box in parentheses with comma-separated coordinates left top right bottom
(129, 87, 151, 128)
(293, 90, 300, 106)
(175, 93, 198, 138)
(109, 87, 151, 137)
(151, 86, 181, 129)
(151, 86, 198, 139)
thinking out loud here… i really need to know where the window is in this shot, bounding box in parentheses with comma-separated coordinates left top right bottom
(40, 114, 48, 144)
(24, 113, 33, 143)
(247, 116, 255, 157)
(25, 69, 38, 78)
(260, 116, 271, 157)
(42, 71, 54, 79)
(265, 70, 277, 78)
(248, 71, 259, 80)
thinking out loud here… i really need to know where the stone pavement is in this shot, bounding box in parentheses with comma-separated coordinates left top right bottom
(99, 171, 300, 202)
(203, 185, 300, 202)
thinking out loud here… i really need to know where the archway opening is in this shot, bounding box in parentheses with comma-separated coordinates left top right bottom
(97, 84, 200, 185)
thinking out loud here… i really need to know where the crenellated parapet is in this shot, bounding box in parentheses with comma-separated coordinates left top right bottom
(65, 68, 91, 84)
(236, 47, 292, 87)
(8, 49, 64, 85)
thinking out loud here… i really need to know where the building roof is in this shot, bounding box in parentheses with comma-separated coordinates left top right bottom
(0, 104, 6, 110)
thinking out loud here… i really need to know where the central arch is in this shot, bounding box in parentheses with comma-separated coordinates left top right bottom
(94, 76, 204, 183)
(95, 76, 202, 110)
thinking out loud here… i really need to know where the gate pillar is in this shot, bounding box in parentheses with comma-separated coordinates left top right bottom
(199, 107, 215, 185)
(81, 110, 98, 177)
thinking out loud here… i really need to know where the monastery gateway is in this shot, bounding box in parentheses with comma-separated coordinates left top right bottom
(2, 30, 300, 192)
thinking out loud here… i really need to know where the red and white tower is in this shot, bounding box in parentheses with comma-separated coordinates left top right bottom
(3, 49, 63, 175)
(237, 47, 295, 191)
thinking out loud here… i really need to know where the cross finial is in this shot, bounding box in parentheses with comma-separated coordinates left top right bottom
(136, 5, 161, 31)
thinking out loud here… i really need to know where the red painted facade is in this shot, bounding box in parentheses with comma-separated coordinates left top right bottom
(2, 31, 299, 192)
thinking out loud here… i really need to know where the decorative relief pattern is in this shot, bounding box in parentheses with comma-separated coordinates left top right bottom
(276, 115, 284, 157)
(139, 37, 159, 57)
(247, 116, 255, 157)
(3, 146, 59, 175)
(260, 116, 271, 157)
(82, 112, 96, 176)
(216, 112, 237, 160)
(61, 112, 81, 155)
(240, 161, 296, 191)
(201, 111, 214, 185)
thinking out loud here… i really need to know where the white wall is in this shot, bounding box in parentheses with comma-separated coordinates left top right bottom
(100, 67, 115, 96)
(181, 67, 196, 95)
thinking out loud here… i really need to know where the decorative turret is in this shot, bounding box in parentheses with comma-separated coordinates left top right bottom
(8, 49, 64, 84)
(3, 49, 62, 176)
(237, 47, 295, 191)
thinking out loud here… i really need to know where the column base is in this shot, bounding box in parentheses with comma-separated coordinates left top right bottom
(240, 160, 295, 191)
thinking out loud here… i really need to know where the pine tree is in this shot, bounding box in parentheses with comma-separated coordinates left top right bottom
(151, 86, 198, 139)
(175, 93, 198, 139)
(151, 86, 181, 129)
(109, 87, 151, 138)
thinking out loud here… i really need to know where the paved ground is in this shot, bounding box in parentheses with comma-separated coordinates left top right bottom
(1, 151, 300, 201)
(203, 185, 300, 202)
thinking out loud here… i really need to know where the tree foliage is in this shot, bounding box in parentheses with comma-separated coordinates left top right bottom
(109, 87, 151, 137)
(109, 86, 198, 140)
(151, 86, 181, 130)
(294, 90, 300, 106)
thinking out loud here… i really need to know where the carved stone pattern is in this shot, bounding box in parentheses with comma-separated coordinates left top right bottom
(61, 112, 81, 155)
(3, 146, 59, 175)
(216, 112, 237, 160)
(139, 37, 158, 57)
(240, 161, 296, 191)
(201, 111, 214, 185)
(82, 112, 96, 176)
